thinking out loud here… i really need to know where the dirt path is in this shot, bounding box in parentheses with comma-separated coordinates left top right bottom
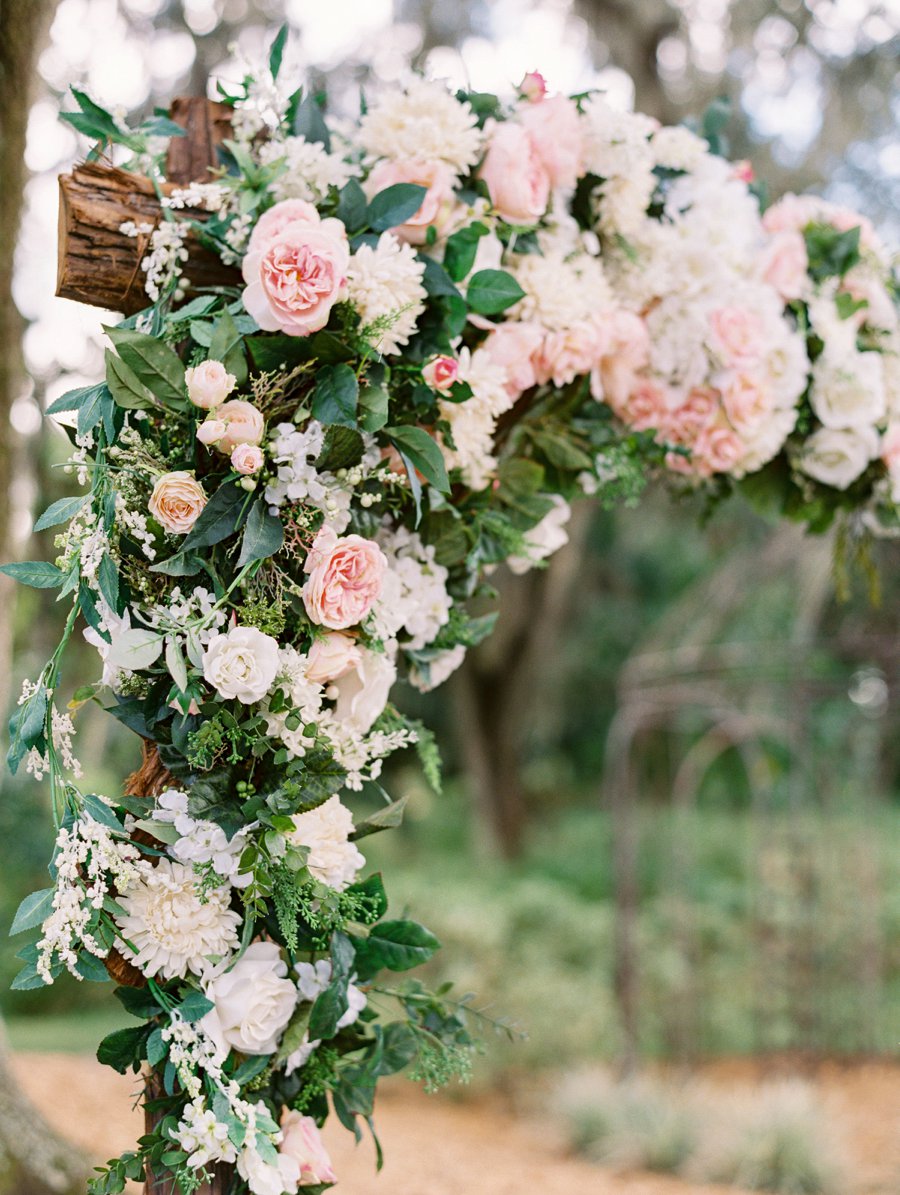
(10, 1053, 900, 1194)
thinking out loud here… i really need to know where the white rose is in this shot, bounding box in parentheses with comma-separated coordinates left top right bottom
(202, 942, 297, 1056)
(185, 359, 236, 409)
(810, 351, 886, 430)
(798, 426, 878, 490)
(507, 495, 572, 575)
(203, 627, 280, 704)
(288, 795, 365, 891)
(332, 647, 396, 734)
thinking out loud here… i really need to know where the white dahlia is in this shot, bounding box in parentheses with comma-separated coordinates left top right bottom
(115, 859, 241, 980)
(346, 232, 427, 356)
(358, 77, 482, 172)
(288, 795, 365, 891)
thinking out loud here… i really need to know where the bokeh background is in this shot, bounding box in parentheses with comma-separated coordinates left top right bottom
(0, 2, 899, 1193)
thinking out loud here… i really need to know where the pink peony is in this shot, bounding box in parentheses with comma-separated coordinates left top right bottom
(231, 443, 264, 475)
(279, 1113, 337, 1187)
(306, 631, 362, 684)
(614, 378, 671, 432)
(366, 158, 457, 245)
(708, 306, 765, 367)
(481, 320, 545, 398)
(422, 355, 459, 392)
(242, 201, 350, 337)
(519, 94, 584, 190)
(214, 400, 265, 454)
(302, 526, 387, 630)
(478, 121, 551, 224)
(665, 387, 718, 443)
(758, 231, 809, 302)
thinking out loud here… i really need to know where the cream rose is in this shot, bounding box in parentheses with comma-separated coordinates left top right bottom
(214, 400, 265, 455)
(302, 527, 387, 630)
(202, 626, 280, 704)
(148, 471, 207, 535)
(288, 795, 365, 891)
(202, 942, 297, 1056)
(231, 443, 264, 475)
(196, 418, 227, 446)
(306, 632, 362, 684)
(185, 360, 236, 409)
(798, 426, 878, 490)
(279, 1113, 337, 1187)
(478, 121, 550, 224)
(366, 158, 457, 245)
(333, 647, 397, 734)
(242, 200, 350, 337)
(810, 352, 886, 430)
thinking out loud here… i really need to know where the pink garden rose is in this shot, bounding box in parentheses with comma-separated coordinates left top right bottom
(242, 200, 350, 337)
(422, 355, 459, 392)
(518, 70, 548, 103)
(708, 306, 765, 367)
(519, 94, 584, 190)
(590, 310, 650, 406)
(185, 360, 236, 409)
(366, 158, 457, 244)
(148, 472, 207, 535)
(693, 423, 744, 475)
(881, 424, 900, 470)
(302, 526, 388, 630)
(758, 231, 809, 302)
(535, 321, 607, 388)
(478, 121, 551, 224)
(213, 400, 265, 454)
(482, 320, 544, 397)
(720, 372, 774, 433)
(665, 387, 718, 443)
(306, 631, 362, 683)
(231, 443, 264, 475)
(613, 378, 671, 433)
(279, 1112, 337, 1187)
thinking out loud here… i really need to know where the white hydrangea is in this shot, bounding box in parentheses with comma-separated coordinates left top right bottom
(371, 527, 452, 650)
(650, 124, 708, 172)
(114, 858, 241, 980)
(511, 251, 612, 331)
(439, 346, 516, 489)
(346, 232, 427, 356)
(287, 795, 365, 891)
(258, 135, 355, 203)
(358, 77, 482, 171)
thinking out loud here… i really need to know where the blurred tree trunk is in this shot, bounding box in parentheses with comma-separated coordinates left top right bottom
(452, 503, 594, 857)
(0, 6, 90, 1195)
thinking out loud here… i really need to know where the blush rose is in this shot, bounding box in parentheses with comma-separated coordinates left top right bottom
(302, 527, 387, 630)
(185, 360, 236, 409)
(148, 472, 207, 535)
(478, 121, 550, 224)
(279, 1113, 337, 1187)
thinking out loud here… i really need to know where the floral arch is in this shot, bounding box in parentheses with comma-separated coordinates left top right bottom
(4, 29, 898, 1195)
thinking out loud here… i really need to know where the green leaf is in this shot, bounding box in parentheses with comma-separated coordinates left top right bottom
(367, 184, 427, 233)
(61, 90, 123, 144)
(308, 931, 355, 1040)
(105, 628, 163, 672)
(0, 561, 63, 588)
(466, 269, 525, 315)
(10, 888, 55, 935)
(81, 793, 124, 832)
(345, 873, 388, 920)
(420, 257, 462, 300)
(358, 382, 389, 433)
(268, 23, 288, 80)
(804, 222, 861, 282)
(114, 984, 162, 1020)
(182, 483, 249, 551)
(146, 1028, 167, 1067)
(294, 94, 331, 150)
(336, 178, 368, 232)
(529, 428, 594, 472)
(443, 222, 488, 283)
(274, 1005, 312, 1065)
(177, 990, 214, 1022)
(7, 682, 48, 773)
(149, 552, 204, 577)
(385, 426, 449, 493)
(207, 309, 247, 384)
(33, 496, 86, 532)
(350, 795, 409, 841)
(352, 919, 440, 981)
(105, 327, 185, 404)
(312, 363, 359, 428)
(315, 426, 365, 472)
(97, 1025, 149, 1075)
(105, 350, 156, 410)
(97, 553, 120, 612)
(237, 500, 284, 567)
(378, 1022, 419, 1076)
(11, 962, 50, 991)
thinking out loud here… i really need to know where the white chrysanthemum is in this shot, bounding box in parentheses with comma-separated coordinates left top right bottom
(258, 135, 355, 203)
(288, 795, 365, 891)
(581, 95, 657, 177)
(511, 251, 612, 331)
(115, 859, 241, 980)
(439, 346, 515, 489)
(358, 77, 482, 171)
(346, 232, 427, 355)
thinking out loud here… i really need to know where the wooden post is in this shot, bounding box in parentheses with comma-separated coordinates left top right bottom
(55, 97, 239, 314)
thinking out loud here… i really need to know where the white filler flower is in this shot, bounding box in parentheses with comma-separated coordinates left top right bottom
(288, 795, 365, 891)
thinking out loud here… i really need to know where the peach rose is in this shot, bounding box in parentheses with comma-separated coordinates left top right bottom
(185, 360, 236, 409)
(306, 632, 362, 684)
(478, 121, 550, 224)
(721, 372, 773, 433)
(482, 320, 544, 398)
(366, 159, 457, 245)
(242, 201, 349, 337)
(214, 400, 265, 454)
(758, 231, 808, 302)
(422, 355, 459, 392)
(231, 443, 264, 475)
(148, 471, 207, 535)
(302, 526, 387, 630)
(520, 94, 584, 190)
(279, 1112, 336, 1187)
(708, 306, 764, 366)
(196, 418, 227, 446)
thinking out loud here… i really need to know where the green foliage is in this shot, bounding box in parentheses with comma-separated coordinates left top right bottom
(803, 222, 861, 281)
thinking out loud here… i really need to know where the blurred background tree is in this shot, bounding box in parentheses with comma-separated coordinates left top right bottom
(1, 0, 898, 1118)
